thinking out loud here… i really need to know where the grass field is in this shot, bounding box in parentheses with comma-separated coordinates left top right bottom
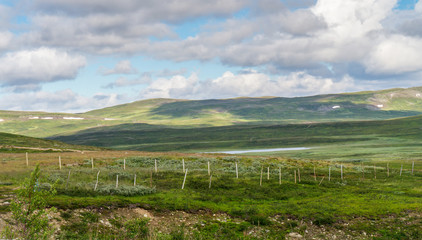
(0, 151, 421, 239)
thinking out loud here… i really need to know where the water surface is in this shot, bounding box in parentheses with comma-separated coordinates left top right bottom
(207, 147, 310, 154)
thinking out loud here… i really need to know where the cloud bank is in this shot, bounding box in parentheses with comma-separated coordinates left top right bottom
(0, 0, 421, 112)
(141, 70, 356, 99)
(0, 48, 86, 91)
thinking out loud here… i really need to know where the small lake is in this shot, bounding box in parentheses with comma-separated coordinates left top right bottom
(207, 147, 310, 154)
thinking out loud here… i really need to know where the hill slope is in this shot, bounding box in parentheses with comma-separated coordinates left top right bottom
(51, 114, 422, 152)
(0, 132, 100, 152)
(87, 87, 422, 123)
(2, 86, 422, 138)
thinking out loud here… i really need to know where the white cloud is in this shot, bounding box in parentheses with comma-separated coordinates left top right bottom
(22, 14, 172, 54)
(101, 60, 137, 75)
(312, 0, 395, 39)
(20, 0, 247, 54)
(0, 31, 12, 50)
(141, 70, 357, 99)
(416, 1, 422, 12)
(31, 0, 248, 22)
(142, 74, 199, 99)
(156, 68, 187, 77)
(0, 48, 86, 89)
(13, 0, 421, 80)
(365, 35, 422, 75)
(5, 0, 422, 98)
(0, 89, 126, 112)
(0, 5, 12, 29)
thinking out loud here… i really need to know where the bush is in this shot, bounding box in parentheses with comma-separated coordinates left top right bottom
(170, 224, 186, 240)
(1, 165, 56, 239)
(80, 211, 100, 223)
(124, 218, 149, 238)
(48, 173, 64, 184)
(248, 214, 271, 226)
(58, 184, 156, 197)
(313, 213, 335, 226)
(193, 221, 250, 239)
(97, 184, 156, 196)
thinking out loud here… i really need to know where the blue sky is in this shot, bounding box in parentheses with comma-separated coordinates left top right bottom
(0, 0, 421, 112)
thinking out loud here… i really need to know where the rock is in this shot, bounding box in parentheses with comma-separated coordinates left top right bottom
(287, 232, 303, 239)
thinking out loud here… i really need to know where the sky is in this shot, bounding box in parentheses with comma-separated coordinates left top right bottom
(0, 0, 421, 112)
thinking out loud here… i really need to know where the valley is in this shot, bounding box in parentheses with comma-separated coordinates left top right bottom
(1, 86, 422, 239)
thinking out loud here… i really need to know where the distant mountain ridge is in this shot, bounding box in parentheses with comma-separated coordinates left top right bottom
(1, 86, 422, 138)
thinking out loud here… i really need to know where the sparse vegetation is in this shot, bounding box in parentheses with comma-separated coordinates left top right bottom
(1, 165, 57, 239)
(0, 151, 420, 239)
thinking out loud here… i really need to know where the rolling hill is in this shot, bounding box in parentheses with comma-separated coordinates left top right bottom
(51, 114, 422, 152)
(2, 86, 422, 138)
(0, 132, 100, 152)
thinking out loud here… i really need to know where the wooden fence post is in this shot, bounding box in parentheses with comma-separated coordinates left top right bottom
(91, 158, 94, 169)
(155, 159, 158, 173)
(207, 161, 210, 176)
(260, 167, 263, 186)
(298, 169, 301, 182)
(236, 162, 239, 179)
(116, 175, 119, 189)
(329, 167, 331, 181)
(182, 169, 188, 189)
(26, 152, 29, 166)
(279, 167, 281, 185)
(150, 171, 153, 188)
(124, 158, 126, 170)
(134, 174, 137, 186)
(182, 159, 185, 173)
(59, 156, 62, 170)
(319, 176, 325, 186)
(267, 167, 270, 180)
(209, 175, 212, 189)
(94, 170, 100, 191)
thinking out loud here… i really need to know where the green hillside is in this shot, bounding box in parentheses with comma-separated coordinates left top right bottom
(0, 132, 100, 152)
(87, 86, 422, 122)
(2, 86, 422, 138)
(50, 114, 422, 161)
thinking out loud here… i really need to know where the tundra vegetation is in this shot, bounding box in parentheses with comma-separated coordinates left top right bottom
(0, 150, 420, 239)
(0, 87, 422, 238)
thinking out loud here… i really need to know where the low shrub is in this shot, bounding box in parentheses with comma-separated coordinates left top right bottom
(96, 185, 156, 196)
(313, 213, 335, 226)
(124, 218, 149, 239)
(57, 184, 156, 197)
